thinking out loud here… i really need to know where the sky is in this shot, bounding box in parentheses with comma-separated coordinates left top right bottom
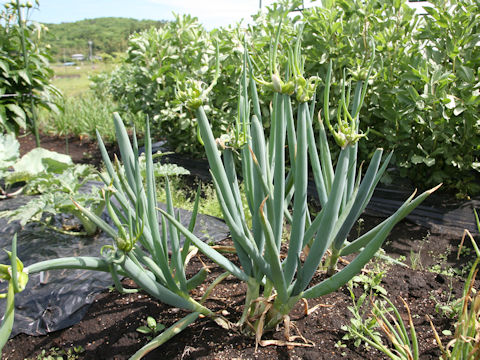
(4, 0, 318, 30)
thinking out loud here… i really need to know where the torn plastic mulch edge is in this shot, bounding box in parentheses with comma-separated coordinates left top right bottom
(0, 193, 230, 337)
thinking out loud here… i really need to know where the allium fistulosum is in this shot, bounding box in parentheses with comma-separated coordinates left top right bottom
(0, 17, 440, 358)
(170, 22, 440, 343)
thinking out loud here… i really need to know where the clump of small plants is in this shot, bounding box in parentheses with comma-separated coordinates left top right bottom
(429, 212, 480, 359)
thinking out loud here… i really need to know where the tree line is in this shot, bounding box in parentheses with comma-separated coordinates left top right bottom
(43, 17, 165, 62)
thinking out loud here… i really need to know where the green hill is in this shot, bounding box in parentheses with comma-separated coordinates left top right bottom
(43, 17, 165, 62)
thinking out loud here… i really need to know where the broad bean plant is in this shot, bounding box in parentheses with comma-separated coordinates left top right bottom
(95, 0, 480, 195)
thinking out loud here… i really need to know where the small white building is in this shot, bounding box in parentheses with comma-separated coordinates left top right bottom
(71, 54, 85, 61)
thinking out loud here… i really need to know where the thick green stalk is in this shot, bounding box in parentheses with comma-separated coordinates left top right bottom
(71, 210, 98, 236)
(223, 150, 248, 228)
(26, 256, 111, 274)
(293, 147, 350, 295)
(132, 247, 168, 286)
(240, 51, 254, 215)
(0, 282, 14, 353)
(266, 294, 302, 330)
(346, 143, 358, 200)
(330, 148, 384, 253)
(144, 121, 166, 266)
(250, 115, 267, 255)
(258, 198, 288, 303)
(285, 94, 296, 170)
(237, 279, 260, 328)
(195, 107, 242, 225)
(181, 185, 201, 264)
(165, 177, 187, 291)
(242, 143, 254, 217)
(326, 248, 340, 277)
(283, 102, 309, 285)
(223, 149, 259, 277)
(247, 52, 263, 122)
(10, 235, 19, 293)
(268, 94, 278, 169)
(307, 104, 328, 206)
(320, 62, 335, 192)
(302, 207, 326, 248)
(209, 174, 256, 277)
(158, 208, 249, 283)
(113, 113, 137, 191)
(121, 255, 202, 312)
(272, 94, 286, 249)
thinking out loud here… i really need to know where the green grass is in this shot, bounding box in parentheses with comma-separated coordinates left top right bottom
(156, 177, 251, 224)
(39, 62, 143, 142)
(39, 92, 143, 143)
(51, 62, 114, 97)
(156, 178, 222, 219)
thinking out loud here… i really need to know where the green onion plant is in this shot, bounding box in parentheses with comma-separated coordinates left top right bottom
(0, 21, 440, 359)
(168, 24, 440, 342)
(0, 234, 28, 353)
(0, 117, 228, 359)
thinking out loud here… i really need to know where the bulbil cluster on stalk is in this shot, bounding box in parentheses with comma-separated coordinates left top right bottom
(254, 20, 318, 102)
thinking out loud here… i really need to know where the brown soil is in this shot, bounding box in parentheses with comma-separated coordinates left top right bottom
(2, 132, 477, 359)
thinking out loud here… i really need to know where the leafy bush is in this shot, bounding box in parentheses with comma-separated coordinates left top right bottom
(92, 14, 244, 156)
(393, 0, 480, 194)
(93, 0, 480, 194)
(0, 133, 104, 235)
(1, 132, 72, 189)
(0, 164, 104, 236)
(301, 0, 480, 194)
(0, 0, 60, 135)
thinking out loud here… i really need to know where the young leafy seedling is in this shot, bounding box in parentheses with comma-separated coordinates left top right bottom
(137, 316, 166, 340)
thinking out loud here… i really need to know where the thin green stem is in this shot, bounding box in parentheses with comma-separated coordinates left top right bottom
(16, 0, 40, 146)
